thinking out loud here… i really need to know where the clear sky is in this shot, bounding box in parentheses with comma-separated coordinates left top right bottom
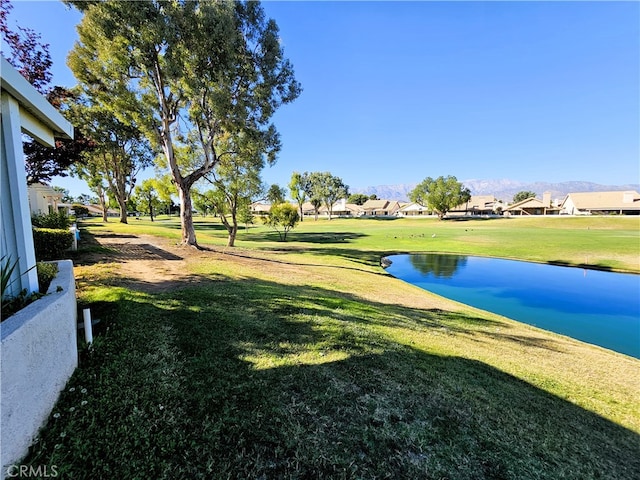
(5, 0, 640, 198)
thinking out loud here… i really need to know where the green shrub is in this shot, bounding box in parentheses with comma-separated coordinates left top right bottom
(32, 211, 71, 229)
(33, 228, 74, 260)
(37, 261, 59, 294)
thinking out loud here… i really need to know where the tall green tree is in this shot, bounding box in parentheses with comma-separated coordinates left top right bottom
(70, 96, 154, 224)
(348, 193, 369, 206)
(303, 171, 324, 221)
(513, 191, 537, 203)
(267, 184, 287, 205)
(306, 171, 348, 221)
(68, 0, 301, 247)
(191, 189, 217, 217)
(409, 175, 471, 220)
(134, 178, 164, 222)
(203, 134, 265, 247)
(289, 171, 309, 221)
(82, 167, 109, 222)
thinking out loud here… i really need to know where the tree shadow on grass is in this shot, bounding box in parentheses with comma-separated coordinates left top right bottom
(71, 229, 183, 266)
(22, 276, 640, 479)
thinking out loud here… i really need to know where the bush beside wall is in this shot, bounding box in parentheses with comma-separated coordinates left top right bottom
(32, 228, 73, 261)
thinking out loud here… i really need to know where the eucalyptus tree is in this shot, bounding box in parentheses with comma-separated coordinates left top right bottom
(134, 178, 164, 222)
(305, 171, 348, 221)
(191, 189, 217, 217)
(68, 0, 301, 246)
(81, 167, 109, 222)
(289, 171, 309, 221)
(409, 175, 471, 219)
(203, 134, 265, 247)
(303, 171, 324, 221)
(70, 98, 153, 223)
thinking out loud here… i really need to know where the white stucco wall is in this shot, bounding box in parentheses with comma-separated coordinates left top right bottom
(1, 261, 78, 477)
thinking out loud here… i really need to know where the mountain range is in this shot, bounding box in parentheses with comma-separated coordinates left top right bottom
(352, 179, 640, 203)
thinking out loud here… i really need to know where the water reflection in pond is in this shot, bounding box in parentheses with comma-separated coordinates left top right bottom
(384, 254, 640, 358)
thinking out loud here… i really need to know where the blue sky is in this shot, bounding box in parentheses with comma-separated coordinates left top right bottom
(6, 0, 640, 198)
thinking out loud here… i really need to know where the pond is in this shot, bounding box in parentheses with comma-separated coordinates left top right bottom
(383, 254, 640, 358)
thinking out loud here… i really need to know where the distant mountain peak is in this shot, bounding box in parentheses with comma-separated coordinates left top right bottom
(352, 179, 640, 202)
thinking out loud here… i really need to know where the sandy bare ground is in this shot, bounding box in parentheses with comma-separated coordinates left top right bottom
(77, 233, 206, 293)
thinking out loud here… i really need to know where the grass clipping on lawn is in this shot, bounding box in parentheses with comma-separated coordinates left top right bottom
(22, 224, 640, 480)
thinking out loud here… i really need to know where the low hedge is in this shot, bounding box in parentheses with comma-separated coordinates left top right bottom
(33, 228, 74, 261)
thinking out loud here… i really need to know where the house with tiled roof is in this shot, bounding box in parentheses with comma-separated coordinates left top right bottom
(84, 204, 120, 217)
(560, 191, 640, 215)
(250, 202, 271, 216)
(448, 195, 504, 216)
(503, 192, 561, 216)
(397, 202, 430, 216)
(361, 199, 401, 216)
(318, 199, 363, 218)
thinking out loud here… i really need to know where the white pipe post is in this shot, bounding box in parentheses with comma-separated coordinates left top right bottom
(82, 308, 93, 344)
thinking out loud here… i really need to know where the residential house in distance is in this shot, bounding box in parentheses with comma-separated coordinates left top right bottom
(318, 199, 363, 218)
(448, 195, 504, 217)
(361, 199, 401, 217)
(503, 192, 561, 216)
(27, 182, 63, 215)
(397, 202, 430, 216)
(560, 191, 640, 215)
(84, 204, 120, 218)
(250, 202, 271, 216)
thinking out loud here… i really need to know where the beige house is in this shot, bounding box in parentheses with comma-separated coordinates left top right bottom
(318, 199, 363, 218)
(397, 202, 430, 216)
(560, 191, 640, 215)
(250, 202, 271, 216)
(361, 199, 401, 216)
(27, 182, 63, 215)
(449, 195, 504, 216)
(84, 204, 120, 218)
(504, 192, 560, 216)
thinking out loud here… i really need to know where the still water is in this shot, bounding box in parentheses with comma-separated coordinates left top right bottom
(383, 254, 640, 358)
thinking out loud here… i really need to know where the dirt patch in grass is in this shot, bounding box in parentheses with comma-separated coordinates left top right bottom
(74, 234, 209, 293)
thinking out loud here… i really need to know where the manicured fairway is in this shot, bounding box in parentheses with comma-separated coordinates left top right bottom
(18, 216, 640, 479)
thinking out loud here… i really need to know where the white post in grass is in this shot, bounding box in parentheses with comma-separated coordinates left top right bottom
(83, 308, 93, 344)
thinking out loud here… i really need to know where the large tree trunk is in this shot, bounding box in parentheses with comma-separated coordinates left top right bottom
(178, 185, 198, 246)
(148, 196, 155, 222)
(227, 224, 237, 247)
(117, 195, 128, 224)
(98, 191, 108, 223)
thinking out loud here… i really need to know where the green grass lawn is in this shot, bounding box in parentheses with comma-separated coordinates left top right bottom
(18, 215, 640, 479)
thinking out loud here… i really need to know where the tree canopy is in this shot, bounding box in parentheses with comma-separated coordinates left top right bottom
(203, 133, 266, 246)
(289, 171, 309, 221)
(68, 0, 301, 246)
(348, 193, 369, 206)
(409, 175, 471, 219)
(305, 171, 348, 220)
(513, 191, 537, 203)
(265, 202, 299, 241)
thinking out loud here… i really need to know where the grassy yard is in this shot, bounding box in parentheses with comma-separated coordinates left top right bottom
(18, 216, 640, 479)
